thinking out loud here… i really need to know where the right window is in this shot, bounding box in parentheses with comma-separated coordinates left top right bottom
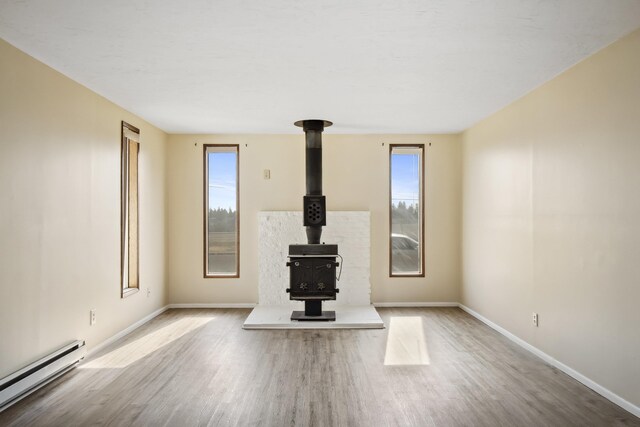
(389, 144, 424, 277)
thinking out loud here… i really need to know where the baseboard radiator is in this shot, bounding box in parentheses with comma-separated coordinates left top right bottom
(0, 340, 86, 412)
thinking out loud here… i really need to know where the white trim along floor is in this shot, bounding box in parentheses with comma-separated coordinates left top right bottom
(78, 301, 638, 419)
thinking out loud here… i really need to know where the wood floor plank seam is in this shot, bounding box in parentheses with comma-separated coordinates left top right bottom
(1, 307, 637, 426)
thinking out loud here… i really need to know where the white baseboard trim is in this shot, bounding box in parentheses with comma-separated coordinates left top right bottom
(84, 303, 255, 360)
(458, 304, 640, 419)
(373, 302, 459, 308)
(167, 303, 257, 309)
(79, 299, 638, 418)
(86, 305, 169, 358)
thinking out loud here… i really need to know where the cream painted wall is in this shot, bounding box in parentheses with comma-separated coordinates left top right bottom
(0, 39, 168, 378)
(462, 29, 640, 407)
(2, 15, 637, 413)
(167, 133, 461, 305)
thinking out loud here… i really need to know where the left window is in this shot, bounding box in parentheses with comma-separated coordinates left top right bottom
(121, 121, 140, 297)
(204, 145, 239, 278)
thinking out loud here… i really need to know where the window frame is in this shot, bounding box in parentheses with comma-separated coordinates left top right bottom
(121, 121, 140, 297)
(389, 143, 425, 278)
(203, 144, 240, 278)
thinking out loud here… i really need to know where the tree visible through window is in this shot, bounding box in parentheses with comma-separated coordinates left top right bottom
(390, 145, 424, 276)
(204, 145, 239, 277)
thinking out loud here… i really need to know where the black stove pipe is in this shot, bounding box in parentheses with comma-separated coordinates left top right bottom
(294, 119, 332, 244)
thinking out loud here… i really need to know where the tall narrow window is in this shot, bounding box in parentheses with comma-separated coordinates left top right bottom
(121, 121, 140, 297)
(204, 145, 239, 277)
(389, 144, 424, 277)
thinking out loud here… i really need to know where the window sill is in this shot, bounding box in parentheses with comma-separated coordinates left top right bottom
(122, 287, 139, 298)
(390, 273, 425, 278)
(204, 274, 240, 279)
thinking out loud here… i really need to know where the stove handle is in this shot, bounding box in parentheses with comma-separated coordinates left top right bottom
(314, 260, 340, 269)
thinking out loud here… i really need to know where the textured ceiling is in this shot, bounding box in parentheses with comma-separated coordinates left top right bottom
(1, 0, 640, 134)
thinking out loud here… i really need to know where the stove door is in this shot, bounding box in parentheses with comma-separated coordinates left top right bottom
(311, 258, 336, 293)
(289, 259, 313, 293)
(288, 257, 337, 300)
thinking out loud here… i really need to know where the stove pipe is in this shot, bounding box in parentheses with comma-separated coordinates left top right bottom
(294, 119, 332, 244)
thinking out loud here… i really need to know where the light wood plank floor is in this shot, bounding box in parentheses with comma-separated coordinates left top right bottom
(1, 308, 638, 426)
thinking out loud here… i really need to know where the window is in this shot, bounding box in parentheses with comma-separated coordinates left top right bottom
(204, 145, 239, 277)
(389, 144, 424, 277)
(121, 121, 140, 297)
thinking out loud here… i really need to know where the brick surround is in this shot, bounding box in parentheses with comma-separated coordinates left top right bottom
(258, 211, 371, 308)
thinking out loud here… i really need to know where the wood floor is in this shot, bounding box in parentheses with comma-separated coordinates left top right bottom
(1, 308, 637, 426)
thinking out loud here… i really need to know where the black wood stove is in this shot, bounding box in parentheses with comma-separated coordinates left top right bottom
(285, 119, 340, 321)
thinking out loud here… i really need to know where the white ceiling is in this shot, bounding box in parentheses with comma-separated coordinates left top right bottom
(1, 1, 640, 134)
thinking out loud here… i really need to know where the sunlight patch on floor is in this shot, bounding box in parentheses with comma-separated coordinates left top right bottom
(384, 316, 430, 366)
(80, 316, 214, 369)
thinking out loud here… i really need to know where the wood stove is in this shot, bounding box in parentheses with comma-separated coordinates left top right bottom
(286, 244, 339, 320)
(285, 119, 340, 321)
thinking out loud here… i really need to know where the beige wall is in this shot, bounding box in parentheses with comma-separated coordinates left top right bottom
(1, 18, 637, 413)
(462, 29, 640, 407)
(0, 39, 168, 377)
(167, 133, 461, 305)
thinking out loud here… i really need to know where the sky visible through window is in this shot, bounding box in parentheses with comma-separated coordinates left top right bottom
(208, 152, 237, 210)
(391, 153, 420, 206)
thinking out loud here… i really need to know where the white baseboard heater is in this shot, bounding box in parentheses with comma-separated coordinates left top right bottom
(0, 340, 86, 412)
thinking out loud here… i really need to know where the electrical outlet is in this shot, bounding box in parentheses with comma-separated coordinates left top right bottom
(90, 309, 97, 326)
(532, 312, 538, 327)
(263, 169, 271, 179)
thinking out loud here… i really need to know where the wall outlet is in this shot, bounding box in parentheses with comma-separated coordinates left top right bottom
(90, 309, 97, 326)
(263, 169, 271, 179)
(532, 312, 539, 327)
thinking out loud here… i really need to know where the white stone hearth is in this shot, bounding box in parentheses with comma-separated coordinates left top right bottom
(244, 211, 383, 329)
(243, 305, 384, 330)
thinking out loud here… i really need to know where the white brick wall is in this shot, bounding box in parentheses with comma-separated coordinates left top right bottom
(258, 211, 371, 307)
